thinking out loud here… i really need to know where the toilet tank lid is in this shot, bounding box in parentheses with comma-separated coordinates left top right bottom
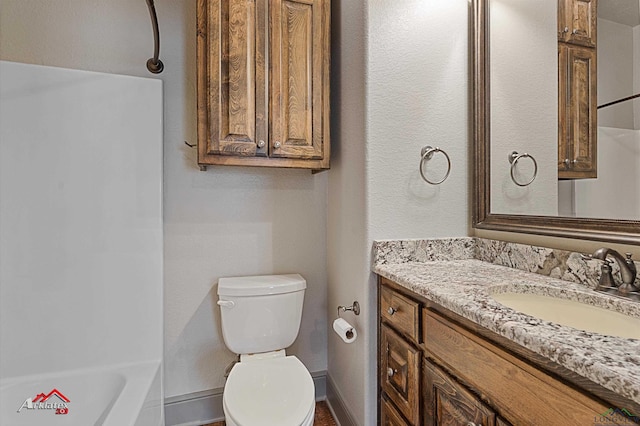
(218, 274, 306, 297)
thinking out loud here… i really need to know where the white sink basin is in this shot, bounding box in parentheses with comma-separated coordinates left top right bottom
(491, 292, 640, 339)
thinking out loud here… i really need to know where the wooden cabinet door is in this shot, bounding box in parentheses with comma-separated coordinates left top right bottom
(270, 0, 328, 161)
(558, 43, 597, 179)
(558, 0, 596, 47)
(424, 360, 496, 426)
(382, 396, 411, 426)
(381, 325, 421, 426)
(197, 0, 268, 160)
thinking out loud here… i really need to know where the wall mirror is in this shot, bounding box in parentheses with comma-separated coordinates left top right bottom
(472, 0, 640, 244)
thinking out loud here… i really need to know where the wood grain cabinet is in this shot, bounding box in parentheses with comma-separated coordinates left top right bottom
(558, 0, 597, 179)
(377, 277, 634, 426)
(558, 0, 596, 47)
(558, 43, 597, 179)
(196, 0, 330, 171)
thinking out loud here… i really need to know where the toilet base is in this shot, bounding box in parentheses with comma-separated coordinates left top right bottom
(223, 400, 315, 426)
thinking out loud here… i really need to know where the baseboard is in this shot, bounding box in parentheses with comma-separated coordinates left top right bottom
(325, 373, 357, 426)
(164, 371, 328, 426)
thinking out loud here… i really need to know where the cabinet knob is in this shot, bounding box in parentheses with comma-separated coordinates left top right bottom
(572, 28, 579, 34)
(562, 26, 569, 33)
(274, 141, 281, 149)
(257, 140, 265, 148)
(387, 307, 397, 316)
(387, 367, 397, 378)
(466, 423, 481, 426)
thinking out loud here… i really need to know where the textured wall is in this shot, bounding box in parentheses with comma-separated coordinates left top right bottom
(0, 0, 328, 398)
(328, 1, 470, 424)
(327, 0, 368, 424)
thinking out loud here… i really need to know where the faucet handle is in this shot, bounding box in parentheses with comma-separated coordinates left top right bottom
(596, 260, 617, 291)
(625, 253, 637, 275)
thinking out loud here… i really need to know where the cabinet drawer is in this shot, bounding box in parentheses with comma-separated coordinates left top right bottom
(424, 359, 496, 426)
(423, 309, 609, 425)
(380, 324, 421, 426)
(380, 284, 420, 343)
(381, 396, 410, 426)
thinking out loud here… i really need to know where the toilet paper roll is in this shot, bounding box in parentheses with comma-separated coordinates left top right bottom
(333, 318, 357, 343)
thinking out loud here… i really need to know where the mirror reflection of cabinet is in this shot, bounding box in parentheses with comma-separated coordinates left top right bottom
(558, 0, 597, 47)
(558, 0, 597, 179)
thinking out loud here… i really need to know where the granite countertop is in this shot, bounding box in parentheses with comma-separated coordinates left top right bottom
(372, 238, 640, 406)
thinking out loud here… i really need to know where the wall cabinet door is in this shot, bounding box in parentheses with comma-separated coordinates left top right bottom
(196, 0, 330, 171)
(424, 360, 496, 426)
(558, 43, 597, 179)
(197, 0, 267, 159)
(270, 0, 327, 161)
(558, 0, 596, 47)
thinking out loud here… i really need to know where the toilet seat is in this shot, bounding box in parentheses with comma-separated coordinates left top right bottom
(223, 355, 315, 426)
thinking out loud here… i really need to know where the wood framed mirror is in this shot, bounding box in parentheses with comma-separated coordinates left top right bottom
(472, 0, 640, 245)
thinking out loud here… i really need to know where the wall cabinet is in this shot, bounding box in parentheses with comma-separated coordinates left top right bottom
(558, 0, 596, 47)
(558, 43, 597, 179)
(557, 0, 597, 179)
(378, 277, 631, 426)
(196, 0, 330, 171)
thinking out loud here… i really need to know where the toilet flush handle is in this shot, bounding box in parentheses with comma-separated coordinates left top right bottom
(217, 300, 235, 308)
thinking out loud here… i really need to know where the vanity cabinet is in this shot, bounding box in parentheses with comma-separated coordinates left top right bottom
(378, 277, 629, 426)
(196, 0, 330, 171)
(558, 43, 597, 179)
(557, 0, 597, 179)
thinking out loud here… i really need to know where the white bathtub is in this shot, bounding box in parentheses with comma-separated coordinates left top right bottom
(0, 361, 162, 426)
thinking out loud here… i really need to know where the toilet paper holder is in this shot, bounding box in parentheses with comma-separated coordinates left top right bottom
(337, 301, 360, 318)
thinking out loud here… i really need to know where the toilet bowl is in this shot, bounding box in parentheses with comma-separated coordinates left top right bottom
(222, 354, 315, 426)
(217, 274, 315, 426)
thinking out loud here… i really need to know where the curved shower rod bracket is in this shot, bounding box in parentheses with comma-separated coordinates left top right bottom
(145, 0, 164, 74)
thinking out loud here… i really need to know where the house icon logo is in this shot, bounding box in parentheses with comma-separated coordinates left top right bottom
(17, 388, 70, 415)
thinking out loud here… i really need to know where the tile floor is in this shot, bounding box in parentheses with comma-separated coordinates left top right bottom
(203, 400, 337, 426)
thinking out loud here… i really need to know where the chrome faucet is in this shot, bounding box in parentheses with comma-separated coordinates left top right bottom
(591, 248, 638, 295)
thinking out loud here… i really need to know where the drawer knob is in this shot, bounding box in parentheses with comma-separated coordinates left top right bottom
(387, 367, 397, 378)
(387, 307, 397, 316)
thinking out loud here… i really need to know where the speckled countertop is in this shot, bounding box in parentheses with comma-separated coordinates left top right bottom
(372, 238, 640, 406)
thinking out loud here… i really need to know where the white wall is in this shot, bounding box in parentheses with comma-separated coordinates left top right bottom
(489, 0, 558, 216)
(327, 0, 367, 423)
(328, 1, 470, 424)
(0, 61, 163, 377)
(0, 0, 328, 399)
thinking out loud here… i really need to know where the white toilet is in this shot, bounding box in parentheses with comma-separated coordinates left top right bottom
(217, 274, 315, 426)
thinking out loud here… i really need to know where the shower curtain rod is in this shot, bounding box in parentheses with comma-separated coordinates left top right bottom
(597, 93, 640, 110)
(144, 0, 164, 74)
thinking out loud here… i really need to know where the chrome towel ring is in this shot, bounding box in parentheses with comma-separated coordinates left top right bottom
(419, 146, 451, 185)
(508, 151, 538, 187)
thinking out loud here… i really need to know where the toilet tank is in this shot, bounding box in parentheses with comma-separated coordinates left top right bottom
(217, 274, 306, 355)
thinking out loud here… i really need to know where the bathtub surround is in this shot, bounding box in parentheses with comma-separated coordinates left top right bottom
(372, 237, 640, 408)
(0, 61, 163, 425)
